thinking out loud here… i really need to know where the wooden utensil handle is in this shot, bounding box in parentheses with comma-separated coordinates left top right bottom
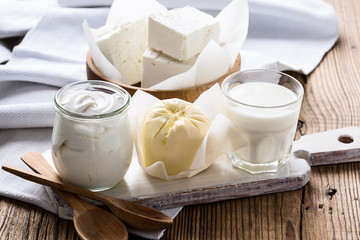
(21, 152, 60, 179)
(1, 165, 106, 204)
(54, 189, 95, 213)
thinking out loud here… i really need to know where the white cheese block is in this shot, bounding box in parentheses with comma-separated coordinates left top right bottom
(148, 6, 220, 61)
(97, 20, 147, 85)
(142, 48, 197, 88)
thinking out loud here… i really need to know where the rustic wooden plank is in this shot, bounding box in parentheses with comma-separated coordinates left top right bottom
(164, 189, 303, 239)
(0, 197, 79, 240)
(302, 163, 360, 240)
(299, 0, 360, 239)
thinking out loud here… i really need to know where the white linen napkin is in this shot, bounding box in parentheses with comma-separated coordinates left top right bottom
(0, 102, 54, 129)
(0, 6, 109, 129)
(0, 0, 339, 239)
(0, 7, 109, 87)
(0, 0, 57, 39)
(0, 128, 56, 214)
(242, 0, 339, 74)
(57, 0, 113, 7)
(0, 41, 12, 64)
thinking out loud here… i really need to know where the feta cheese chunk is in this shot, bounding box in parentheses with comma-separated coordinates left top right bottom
(148, 6, 220, 61)
(97, 20, 147, 85)
(142, 48, 197, 88)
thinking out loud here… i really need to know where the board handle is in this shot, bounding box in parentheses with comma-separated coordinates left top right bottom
(291, 127, 360, 166)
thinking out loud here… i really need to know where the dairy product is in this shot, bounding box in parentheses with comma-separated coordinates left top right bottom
(142, 98, 211, 175)
(96, 0, 167, 85)
(224, 82, 302, 167)
(97, 20, 146, 85)
(142, 48, 197, 88)
(148, 6, 220, 61)
(51, 81, 133, 191)
(58, 89, 124, 115)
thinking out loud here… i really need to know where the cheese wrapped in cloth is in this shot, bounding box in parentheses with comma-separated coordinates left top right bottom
(142, 99, 211, 175)
(128, 85, 247, 180)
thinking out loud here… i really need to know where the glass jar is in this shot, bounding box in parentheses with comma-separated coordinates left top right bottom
(51, 80, 133, 191)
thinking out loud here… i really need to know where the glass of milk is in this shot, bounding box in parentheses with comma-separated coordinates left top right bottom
(222, 69, 304, 173)
(51, 81, 133, 191)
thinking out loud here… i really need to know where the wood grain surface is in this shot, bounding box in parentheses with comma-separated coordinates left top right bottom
(1, 0, 359, 239)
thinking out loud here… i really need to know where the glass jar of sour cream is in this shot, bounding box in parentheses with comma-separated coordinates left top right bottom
(51, 80, 133, 192)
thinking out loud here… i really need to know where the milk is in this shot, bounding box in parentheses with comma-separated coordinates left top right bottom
(224, 82, 302, 171)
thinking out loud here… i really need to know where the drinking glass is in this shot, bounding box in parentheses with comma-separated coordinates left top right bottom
(222, 69, 304, 173)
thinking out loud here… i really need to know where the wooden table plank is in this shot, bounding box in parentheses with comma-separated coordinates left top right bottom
(163, 189, 303, 239)
(302, 164, 360, 240)
(299, 0, 360, 239)
(0, 197, 78, 240)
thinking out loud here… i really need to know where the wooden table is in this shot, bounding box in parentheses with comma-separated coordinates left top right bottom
(1, 0, 359, 239)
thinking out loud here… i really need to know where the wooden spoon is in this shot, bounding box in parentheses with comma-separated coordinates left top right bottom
(20, 152, 173, 231)
(54, 190, 128, 240)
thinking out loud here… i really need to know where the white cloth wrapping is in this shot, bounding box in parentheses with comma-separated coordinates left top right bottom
(0, 0, 339, 239)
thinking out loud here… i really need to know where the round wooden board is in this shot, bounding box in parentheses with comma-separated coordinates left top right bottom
(86, 51, 241, 102)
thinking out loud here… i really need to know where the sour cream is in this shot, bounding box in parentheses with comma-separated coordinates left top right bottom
(59, 90, 125, 115)
(51, 81, 133, 191)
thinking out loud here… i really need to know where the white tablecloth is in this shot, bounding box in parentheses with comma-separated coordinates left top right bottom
(0, 0, 338, 239)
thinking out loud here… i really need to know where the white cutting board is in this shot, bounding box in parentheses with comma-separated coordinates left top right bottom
(44, 127, 360, 209)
